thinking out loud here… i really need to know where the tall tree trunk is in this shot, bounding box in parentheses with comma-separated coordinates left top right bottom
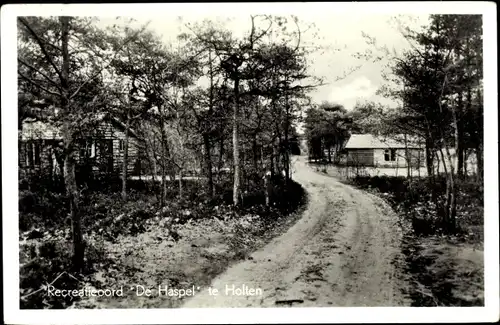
(151, 149, 157, 177)
(160, 115, 167, 207)
(457, 136, 464, 179)
(284, 100, 290, 184)
(444, 151, 457, 234)
(475, 85, 483, 182)
(417, 149, 421, 177)
(437, 147, 450, 226)
(436, 150, 441, 174)
(204, 49, 215, 198)
(475, 141, 483, 181)
(47, 145, 54, 182)
(463, 149, 469, 177)
(203, 133, 214, 198)
(404, 133, 411, 179)
(456, 93, 464, 179)
(439, 136, 457, 234)
(241, 150, 247, 193)
(278, 137, 284, 176)
(178, 169, 183, 199)
(457, 138, 464, 179)
(425, 136, 434, 177)
(217, 136, 224, 183)
(264, 171, 271, 206)
(270, 140, 276, 177)
(61, 17, 84, 272)
(121, 109, 130, 201)
(232, 77, 241, 206)
(145, 142, 160, 203)
(463, 36, 474, 180)
(448, 101, 461, 232)
(252, 134, 258, 173)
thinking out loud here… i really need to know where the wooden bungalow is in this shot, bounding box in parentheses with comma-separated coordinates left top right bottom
(19, 114, 142, 179)
(342, 134, 425, 168)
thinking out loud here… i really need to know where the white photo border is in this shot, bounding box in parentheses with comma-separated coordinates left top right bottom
(2, 2, 498, 324)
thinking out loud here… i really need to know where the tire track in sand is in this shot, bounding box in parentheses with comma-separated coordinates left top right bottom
(182, 156, 410, 308)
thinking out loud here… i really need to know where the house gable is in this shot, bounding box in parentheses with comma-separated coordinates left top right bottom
(345, 134, 423, 150)
(343, 134, 425, 168)
(19, 115, 142, 176)
(20, 113, 140, 142)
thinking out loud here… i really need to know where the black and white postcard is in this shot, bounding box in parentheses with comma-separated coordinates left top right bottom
(2, 2, 498, 324)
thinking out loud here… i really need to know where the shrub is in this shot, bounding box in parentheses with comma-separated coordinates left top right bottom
(349, 175, 483, 238)
(19, 172, 65, 193)
(19, 239, 109, 309)
(19, 190, 69, 232)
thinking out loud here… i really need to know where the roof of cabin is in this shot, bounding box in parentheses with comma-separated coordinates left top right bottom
(20, 119, 63, 141)
(344, 134, 423, 149)
(19, 113, 139, 141)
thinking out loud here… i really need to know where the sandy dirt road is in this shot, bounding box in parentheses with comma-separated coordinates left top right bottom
(183, 156, 410, 307)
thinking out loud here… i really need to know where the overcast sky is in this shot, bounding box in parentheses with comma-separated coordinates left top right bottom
(95, 7, 430, 111)
(9, 2, 493, 114)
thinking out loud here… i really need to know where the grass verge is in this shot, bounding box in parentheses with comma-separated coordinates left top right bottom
(346, 174, 484, 306)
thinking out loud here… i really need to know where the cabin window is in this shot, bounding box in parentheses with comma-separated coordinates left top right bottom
(25, 142, 41, 167)
(34, 143, 41, 165)
(80, 139, 96, 159)
(119, 139, 125, 151)
(384, 149, 397, 161)
(26, 143, 34, 167)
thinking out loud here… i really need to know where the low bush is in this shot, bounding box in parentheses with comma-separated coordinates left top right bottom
(349, 175, 483, 239)
(19, 171, 65, 193)
(19, 239, 109, 309)
(19, 170, 307, 309)
(19, 190, 69, 232)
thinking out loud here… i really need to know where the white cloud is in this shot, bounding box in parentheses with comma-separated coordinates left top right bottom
(98, 12, 425, 108)
(328, 76, 378, 109)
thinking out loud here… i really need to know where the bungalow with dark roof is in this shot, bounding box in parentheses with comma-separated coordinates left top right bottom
(343, 134, 425, 168)
(19, 113, 142, 178)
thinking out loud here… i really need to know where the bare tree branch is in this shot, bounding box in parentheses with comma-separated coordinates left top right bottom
(249, 15, 273, 49)
(18, 17, 64, 83)
(18, 71, 61, 97)
(292, 16, 302, 52)
(69, 23, 150, 100)
(18, 58, 62, 91)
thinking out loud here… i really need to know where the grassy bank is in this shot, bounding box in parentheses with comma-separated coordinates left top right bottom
(347, 175, 484, 306)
